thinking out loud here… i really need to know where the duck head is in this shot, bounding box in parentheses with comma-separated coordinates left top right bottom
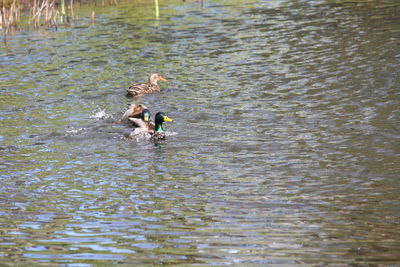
(154, 112, 173, 132)
(141, 109, 151, 122)
(149, 73, 168, 85)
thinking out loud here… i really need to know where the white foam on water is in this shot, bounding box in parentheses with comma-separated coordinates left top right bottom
(90, 109, 112, 120)
(165, 131, 178, 137)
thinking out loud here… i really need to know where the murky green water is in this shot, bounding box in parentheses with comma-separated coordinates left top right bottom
(1, 0, 400, 265)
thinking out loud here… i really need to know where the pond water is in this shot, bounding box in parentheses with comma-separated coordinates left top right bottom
(1, 0, 400, 265)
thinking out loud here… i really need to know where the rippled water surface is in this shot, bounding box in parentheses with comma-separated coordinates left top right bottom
(1, 0, 400, 265)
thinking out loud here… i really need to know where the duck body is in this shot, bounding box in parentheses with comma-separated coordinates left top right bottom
(127, 73, 167, 97)
(150, 131, 167, 141)
(128, 127, 153, 141)
(128, 114, 155, 132)
(128, 111, 173, 141)
(120, 104, 148, 125)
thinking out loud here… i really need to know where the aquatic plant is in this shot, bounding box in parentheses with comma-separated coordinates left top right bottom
(1, 0, 75, 35)
(1, 0, 21, 34)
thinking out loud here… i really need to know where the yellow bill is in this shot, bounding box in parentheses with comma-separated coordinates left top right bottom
(163, 116, 173, 122)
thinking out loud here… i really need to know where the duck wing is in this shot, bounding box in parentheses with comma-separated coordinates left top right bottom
(128, 117, 148, 129)
(127, 83, 153, 96)
(128, 118, 154, 132)
(120, 104, 147, 124)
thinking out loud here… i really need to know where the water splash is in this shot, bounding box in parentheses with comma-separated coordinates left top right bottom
(165, 131, 178, 137)
(65, 127, 87, 135)
(90, 109, 112, 120)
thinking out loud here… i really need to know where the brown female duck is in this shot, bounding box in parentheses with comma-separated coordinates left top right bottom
(127, 73, 167, 97)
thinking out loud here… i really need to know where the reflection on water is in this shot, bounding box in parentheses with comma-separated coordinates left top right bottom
(1, 0, 400, 265)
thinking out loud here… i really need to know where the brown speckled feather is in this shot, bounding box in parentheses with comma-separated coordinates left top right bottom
(126, 73, 167, 97)
(127, 83, 160, 97)
(150, 131, 167, 141)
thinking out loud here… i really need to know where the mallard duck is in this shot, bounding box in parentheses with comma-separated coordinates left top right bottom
(128, 108, 155, 131)
(127, 73, 167, 97)
(120, 104, 148, 125)
(128, 111, 173, 141)
(151, 112, 173, 140)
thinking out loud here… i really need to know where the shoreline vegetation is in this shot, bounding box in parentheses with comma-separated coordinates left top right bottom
(0, 0, 118, 35)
